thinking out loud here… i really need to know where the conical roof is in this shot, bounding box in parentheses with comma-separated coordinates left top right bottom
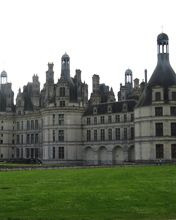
(137, 34, 176, 107)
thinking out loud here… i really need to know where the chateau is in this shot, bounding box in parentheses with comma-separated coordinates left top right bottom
(0, 33, 176, 164)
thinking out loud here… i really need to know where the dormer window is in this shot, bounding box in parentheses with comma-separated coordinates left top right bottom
(155, 92, 161, 101)
(108, 105, 112, 113)
(172, 91, 176, 101)
(60, 87, 65, 97)
(93, 107, 97, 115)
(122, 103, 127, 112)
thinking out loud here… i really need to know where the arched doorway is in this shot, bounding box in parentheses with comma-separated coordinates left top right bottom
(98, 146, 108, 165)
(112, 146, 123, 164)
(85, 147, 94, 164)
(128, 145, 135, 162)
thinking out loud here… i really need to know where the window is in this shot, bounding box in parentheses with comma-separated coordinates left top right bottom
(53, 130, 55, 142)
(87, 117, 91, 125)
(17, 135, 20, 144)
(155, 92, 161, 101)
(155, 123, 163, 136)
(58, 114, 64, 125)
(93, 107, 97, 114)
(27, 134, 30, 144)
(131, 114, 134, 122)
(53, 114, 55, 125)
(26, 148, 30, 158)
(108, 128, 112, 140)
(94, 130, 97, 141)
(17, 122, 20, 130)
(60, 87, 65, 97)
(21, 121, 23, 130)
(31, 134, 34, 144)
(53, 147, 55, 159)
(170, 107, 176, 116)
(131, 127, 134, 140)
(60, 101, 65, 107)
(124, 114, 127, 122)
(171, 123, 176, 136)
(35, 120, 38, 129)
(171, 144, 176, 159)
(124, 128, 127, 140)
(58, 147, 64, 159)
(172, 91, 176, 101)
(94, 117, 97, 125)
(108, 106, 112, 113)
(27, 120, 30, 130)
(58, 130, 64, 141)
(115, 115, 120, 123)
(31, 120, 34, 129)
(155, 107, 163, 116)
(87, 130, 91, 141)
(21, 135, 23, 144)
(100, 129, 105, 141)
(100, 116, 105, 124)
(16, 148, 20, 158)
(35, 134, 38, 144)
(156, 144, 164, 159)
(115, 128, 120, 140)
(108, 116, 112, 123)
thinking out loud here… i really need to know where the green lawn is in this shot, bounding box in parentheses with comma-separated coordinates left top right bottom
(0, 165, 176, 220)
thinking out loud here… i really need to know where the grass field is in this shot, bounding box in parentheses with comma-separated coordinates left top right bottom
(0, 165, 176, 220)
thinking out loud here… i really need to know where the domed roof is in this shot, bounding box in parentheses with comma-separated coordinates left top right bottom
(1, 70, 7, 78)
(62, 52, 70, 60)
(157, 33, 169, 45)
(125, 69, 132, 75)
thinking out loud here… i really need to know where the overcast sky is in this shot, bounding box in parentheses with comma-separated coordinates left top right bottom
(0, 0, 176, 100)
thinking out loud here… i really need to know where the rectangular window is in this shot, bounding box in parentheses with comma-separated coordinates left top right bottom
(17, 135, 20, 144)
(131, 114, 134, 122)
(58, 147, 64, 159)
(27, 134, 30, 144)
(115, 115, 120, 123)
(35, 134, 38, 144)
(172, 91, 176, 101)
(94, 117, 97, 125)
(27, 120, 30, 130)
(108, 128, 112, 140)
(21, 121, 23, 130)
(124, 114, 127, 122)
(60, 101, 65, 107)
(53, 114, 55, 125)
(156, 144, 164, 159)
(124, 128, 127, 140)
(17, 122, 20, 130)
(170, 107, 176, 116)
(21, 135, 23, 144)
(155, 123, 163, 136)
(171, 123, 176, 136)
(100, 116, 105, 124)
(35, 120, 38, 129)
(100, 129, 105, 141)
(171, 144, 176, 159)
(94, 130, 97, 141)
(131, 127, 134, 140)
(87, 117, 91, 125)
(53, 130, 55, 142)
(53, 147, 55, 159)
(87, 130, 91, 141)
(58, 130, 64, 141)
(16, 148, 20, 158)
(58, 114, 64, 125)
(31, 120, 34, 130)
(115, 128, 120, 140)
(155, 92, 161, 101)
(26, 148, 30, 158)
(108, 116, 112, 123)
(155, 107, 163, 116)
(31, 134, 34, 144)
(60, 87, 65, 97)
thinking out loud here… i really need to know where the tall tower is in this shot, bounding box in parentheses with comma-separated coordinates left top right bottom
(92, 74, 100, 93)
(46, 63, 54, 84)
(61, 53, 70, 80)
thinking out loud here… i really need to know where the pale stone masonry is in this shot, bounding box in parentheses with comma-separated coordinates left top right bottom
(0, 33, 176, 164)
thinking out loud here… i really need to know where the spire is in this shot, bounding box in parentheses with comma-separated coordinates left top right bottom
(61, 53, 70, 80)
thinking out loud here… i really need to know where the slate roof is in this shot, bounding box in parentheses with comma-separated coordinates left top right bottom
(84, 100, 136, 116)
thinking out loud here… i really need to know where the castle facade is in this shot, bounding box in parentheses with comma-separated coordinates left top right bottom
(0, 33, 176, 164)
